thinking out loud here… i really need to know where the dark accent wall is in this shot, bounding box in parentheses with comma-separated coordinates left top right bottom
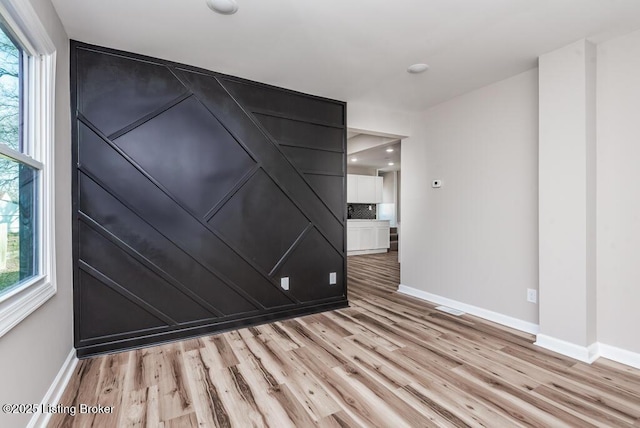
(71, 42, 347, 357)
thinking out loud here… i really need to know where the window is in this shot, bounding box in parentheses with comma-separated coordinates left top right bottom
(0, 0, 56, 336)
(0, 25, 38, 295)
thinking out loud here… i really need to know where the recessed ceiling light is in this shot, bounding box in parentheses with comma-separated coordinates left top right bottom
(351, 158, 358, 162)
(407, 63, 429, 74)
(206, 0, 239, 15)
(386, 148, 394, 153)
(388, 162, 394, 166)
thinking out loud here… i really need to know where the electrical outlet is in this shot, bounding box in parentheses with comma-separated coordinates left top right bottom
(280, 277, 289, 291)
(329, 272, 337, 285)
(527, 288, 537, 303)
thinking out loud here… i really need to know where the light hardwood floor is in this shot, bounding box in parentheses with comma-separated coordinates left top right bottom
(51, 252, 640, 427)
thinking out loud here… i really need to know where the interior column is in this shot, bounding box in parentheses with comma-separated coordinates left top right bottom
(537, 39, 598, 362)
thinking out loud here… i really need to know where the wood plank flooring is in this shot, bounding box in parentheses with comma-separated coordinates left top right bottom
(50, 252, 640, 427)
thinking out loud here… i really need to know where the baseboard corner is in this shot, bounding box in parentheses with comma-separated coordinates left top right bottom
(534, 334, 599, 364)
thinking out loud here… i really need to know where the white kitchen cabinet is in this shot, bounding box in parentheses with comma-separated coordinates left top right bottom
(346, 227, 359, 251)
(374, 177, 383, 203)
(356, 176, 376, 202)
(346, 220, 390, 255)
(347, 175, 357, 203)
(375, 226, 390, 249)
(347, 174, 383, 203)
(359, 226, 375, 249)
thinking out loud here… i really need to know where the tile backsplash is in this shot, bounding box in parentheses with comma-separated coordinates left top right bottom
(348, 203, 377, 220)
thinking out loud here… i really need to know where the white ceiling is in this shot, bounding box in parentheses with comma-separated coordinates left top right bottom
(348, 141, 401, 173)
(347, 134, 398, 156)
(52, 0, 640, 112)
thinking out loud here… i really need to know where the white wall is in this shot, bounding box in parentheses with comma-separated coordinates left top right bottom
(347, 101, 414, 138)
(597, 28, 640, 354)
(380, 171, 396, 204)
(0, 1, 72, 427)
(538, 40, 597, 350)
(402, 69, 539, 325)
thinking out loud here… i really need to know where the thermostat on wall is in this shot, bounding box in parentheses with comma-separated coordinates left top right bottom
(432, 179, 442, 188)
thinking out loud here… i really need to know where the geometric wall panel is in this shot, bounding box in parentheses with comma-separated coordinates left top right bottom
(77, 49, 188, 137)
(254, 113, 344, 152)
(273, 227, 346, 303)
(208, 169, 310, 274)
(280, 146, 343, 176)
(78, 270, 167, 340)
(78, 222, 215, 324)
(305, 174, 346, 219)
(78, 174, 257, 316)
(72, 42, 348, 357)
(173, 69, 346, 251)
(219, 78, 345, 127)
(114, 97, 256, 216)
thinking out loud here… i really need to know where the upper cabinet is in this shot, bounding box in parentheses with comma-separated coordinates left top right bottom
(347, 175, 357, 203)
(347, 174, 383, 203)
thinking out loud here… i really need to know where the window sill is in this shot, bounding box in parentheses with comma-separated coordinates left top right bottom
(0, 277, 56, 338)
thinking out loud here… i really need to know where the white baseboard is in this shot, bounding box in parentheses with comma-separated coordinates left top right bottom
(397, 284, 540, 335)
(27, 348, 78, 428)
(534, 334, 600, 364)
(598, 343, 640, 370)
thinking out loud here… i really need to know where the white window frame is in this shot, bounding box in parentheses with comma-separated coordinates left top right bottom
(0, 0, 56, 337)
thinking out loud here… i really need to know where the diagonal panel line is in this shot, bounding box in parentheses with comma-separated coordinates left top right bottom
(107, 91, 192, 141)
(172, 69, 345, 256)
(268, 223, 314, 277)
(299, 169, 343, 177)
(78, 169, 266, 311)
(256, 124, 345, 201)
(221, 82, 346, 229)
(76, 322, 174, 346)
(250, 108, 345, 130)
(78, 260, 177, 326)
(277, 142, 344, 154)
(79, 211, 225, 318)
(78, 116, 299, 305)
(167, 66, 193, 91)
(230, 113, 346, 256)
(252, 120, 345, 225)
(203, 164, 260, 222)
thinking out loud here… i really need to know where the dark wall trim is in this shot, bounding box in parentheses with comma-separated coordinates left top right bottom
(76, 299, 348, 358)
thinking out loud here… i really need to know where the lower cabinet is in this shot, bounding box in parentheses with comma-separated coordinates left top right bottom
(347, 220, 390, 255)
(347, 227, 360, 252)
(375, 226, 391, 249)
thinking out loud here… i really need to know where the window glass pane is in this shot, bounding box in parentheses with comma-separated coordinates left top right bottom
(0, 156, 37, 295)
(0, 26, 21, 152)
